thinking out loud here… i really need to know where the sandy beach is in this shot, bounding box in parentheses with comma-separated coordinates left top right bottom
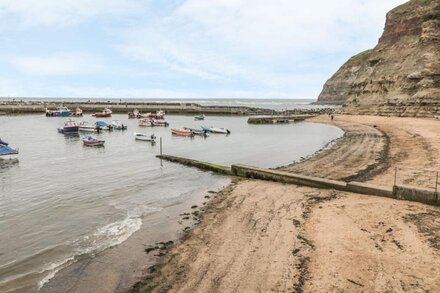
(132, 115, 440, 292)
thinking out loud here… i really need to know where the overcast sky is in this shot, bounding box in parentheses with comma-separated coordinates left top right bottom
(0, 0, 406, 99)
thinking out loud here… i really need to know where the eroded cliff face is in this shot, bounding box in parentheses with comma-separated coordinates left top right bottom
(317, 0, 440, 117)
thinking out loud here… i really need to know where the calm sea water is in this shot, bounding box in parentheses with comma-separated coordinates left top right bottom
(0, 114, 343, 292)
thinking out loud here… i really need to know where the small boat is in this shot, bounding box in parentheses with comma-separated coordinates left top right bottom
(46, 106, 72, 117)
(201, 126, 231, 134)
(171, 128, 194, 137)
(93, 108, 112, 118)
(0, 138, 8, 146)
(138, 110, 165, 120)
(139, 118, 153, 127)
(72, 107, 83, 117)
(111, 120, 127, 130)
(128, 109, 139, 119)
(81, 135, 105, 147)
(134, 132, 156, 142)
(152, 119, 169, 127)
(58, 120, 79, 134)
(95, 121, 113, 131)
(194, 114, 205, 121)
(183, 127, 209, 137)
(78, 121, 97, 132)
(0, 143, 19, 160)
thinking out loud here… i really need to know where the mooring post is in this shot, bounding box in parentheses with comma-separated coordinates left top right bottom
(393, 167, 397, 195)
(160, 137, 163, 167)
(435, 171, 439, 202)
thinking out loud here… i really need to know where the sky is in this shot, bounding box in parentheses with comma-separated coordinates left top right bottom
(0, 0, 407, 99)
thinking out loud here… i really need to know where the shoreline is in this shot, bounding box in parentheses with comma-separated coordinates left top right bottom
(131, 114, 440, 292)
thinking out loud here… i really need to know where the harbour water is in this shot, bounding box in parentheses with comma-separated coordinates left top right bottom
(0, 114, 343, 292)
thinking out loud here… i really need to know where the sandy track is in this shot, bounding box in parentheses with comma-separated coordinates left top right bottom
(131, 115, 440, 293)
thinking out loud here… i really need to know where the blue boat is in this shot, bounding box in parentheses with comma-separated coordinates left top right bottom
(0, 143, 19, 161)
(46, 106, 72, 117)
(95, 121, 113, 131)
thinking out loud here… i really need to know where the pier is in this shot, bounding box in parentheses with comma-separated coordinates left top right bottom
(247, 114, 317, 124)
(157, 154, 439, 206)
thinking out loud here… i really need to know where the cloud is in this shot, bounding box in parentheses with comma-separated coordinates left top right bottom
(11, 53, 105, 76)
(0, 0, 143, 28)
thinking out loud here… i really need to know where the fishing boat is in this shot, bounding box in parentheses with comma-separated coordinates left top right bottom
(139, 118, 153, 127)
(46, 106, 72, 117)
(72, 107, 83, 117)
(138, 110, 165, 120)
(0, 143, 19, 160)
(78, 121, 97, 132)
(194, 114, 205, 120)
(201, 126, 231, 134)
(128, 109, 139, 119)
(171, 128, 194, 137)
(134, 132, 156, 142)
(152, 119, 169, 127)
(95, 121, 113, 131)
(57, 120, 80, 134)
(93, 108, 112, 118)
(81, 135, 105, 146)
(183, 127, 208, 137)
(111, 120, 127, 130)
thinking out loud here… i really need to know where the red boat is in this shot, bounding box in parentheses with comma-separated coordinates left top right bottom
(138, 110, 165, 120)
(171, 128, 193, 137)
(93, 108, 112, 118)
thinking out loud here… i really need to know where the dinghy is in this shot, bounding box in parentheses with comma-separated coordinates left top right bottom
(134, 132, 156, 142)
(171, 128, 194, 137)
(81, 135, 105, 146)
(78, 121, 97, 132)
(0, 141, 18, 160)
(95, 121, 113, 131)
(201, 126, 230, 134)
(111, 120, 127, 130)
(139, 118, 153, 127)
(194, 114, 205, 121)
(183, 127, 208, 137)
(152, 119, 169, 127)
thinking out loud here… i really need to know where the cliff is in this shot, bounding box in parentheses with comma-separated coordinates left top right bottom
(317, 0, 440, 117)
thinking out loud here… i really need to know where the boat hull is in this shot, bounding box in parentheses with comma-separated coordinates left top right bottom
(93, 113, 112, 118)
(0, 153, 18, 160)
(82, 140, 105, 146)
(58, 126, 80, 134)
(171, 129, 194, 137)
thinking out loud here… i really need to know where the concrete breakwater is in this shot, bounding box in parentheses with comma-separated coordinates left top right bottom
(0, 100, 274, 115)
(247, 114, 316, 124)
(157, 154, 439, 206)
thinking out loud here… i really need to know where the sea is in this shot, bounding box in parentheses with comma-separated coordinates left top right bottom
(0, 100, 342, 292)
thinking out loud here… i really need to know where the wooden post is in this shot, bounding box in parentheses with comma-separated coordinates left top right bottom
(435, 171, 439, 202)
(160, 137, 163, 167)
(394, 167, 397, 186)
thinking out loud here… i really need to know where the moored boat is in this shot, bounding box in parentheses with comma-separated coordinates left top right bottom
(138, 110, 165, 120)
(57, 120, 80, 134)
(81, 135, 105, 146)
(134, 132, 156, 142)
(0, 140, 18, 161)
(152, 119, 169, 127)
(111, 120, 127, 130)
(93, 108, 112, 118)
(78, 121, 97, 132)
(183, 127, 209, 137)
(171, 128, 194, 137)
(128, 109, 139, 119)
(201, 126, 230, 134)
(72, 107, 83, 117)
(46, 106, 72, 117)
(139, 118, 153, 127)
(95, 121, 113, 131)
(194, 114, 205, 120)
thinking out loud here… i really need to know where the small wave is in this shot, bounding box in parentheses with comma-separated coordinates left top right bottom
(37, 256, 75, 290)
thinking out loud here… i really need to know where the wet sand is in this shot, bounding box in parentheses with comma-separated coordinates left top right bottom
(133, 115, 440, 292)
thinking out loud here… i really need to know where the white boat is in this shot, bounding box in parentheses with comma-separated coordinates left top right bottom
(139, 118, 153, 127)
(111, 120, 127, 130)
(78, 121, 97, 132)
(134, 132, 156, 142)
(201, 126, 231, 134)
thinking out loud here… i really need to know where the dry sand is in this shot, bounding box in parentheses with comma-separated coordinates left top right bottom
(132, 115, 440, 293)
